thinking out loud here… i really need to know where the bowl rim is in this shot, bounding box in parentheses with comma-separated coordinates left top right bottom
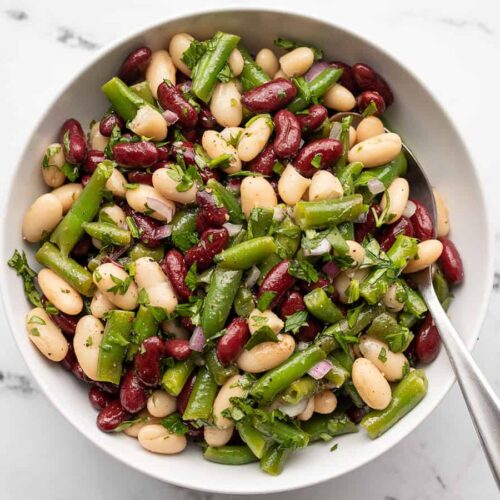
(2, 5, 494, 494)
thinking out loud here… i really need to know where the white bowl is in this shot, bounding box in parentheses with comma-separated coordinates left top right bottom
(1, 7, 493, 495)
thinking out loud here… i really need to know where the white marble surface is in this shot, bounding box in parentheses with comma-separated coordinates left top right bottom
(1, 0, 499, 498)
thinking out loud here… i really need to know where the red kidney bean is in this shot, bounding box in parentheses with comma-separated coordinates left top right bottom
(225, 177, 241, 195)
(355, 204, 382, 243)
(296, 104, 328, 134)
(121, 204, 163, 248)
(248, 144, 278, 176)
(157, 82, 198, 128)
(179, 316, 195, 332)
(88, 386, 114, 411)
(346, 405, 369, 424)
(273, 109, 302, 158)
(171, 141, 196, 165)
(177, 373, 196, 415)
(60, 118, 87, 164)
(120, 370, 148, 413)
(293, 138, 343, 178)
(182, 128, 198, 143)
(299, 276, 330, 294)
(258, 260, 296, 308)
(156, 145, 170, 161)
(71, 234, 91, 259)
(414, 313, 441, 364)
(376, 216, 415, 252)
(72, 360, 92, 383)
(438, 238, 464, 285)
(185, 228, 229, 270)
(196, 212, 211, 235)
(97, 400, 131, 432)
(352, 63, 394, 106)
(99, 112, 125, 137)
(50, 311, 78, 336)
(187, 423, 205, 441)
(112, 141, 158, 168)
(356, 90, 386, 116)
(297, 317, 321, 342)
(279, 291, 306, 319)
(84, 149, 106, 174)
(127, 170, 153, 186)
(161, 249, 192, 301)
(95, 381, 120, 395)
(241, 78, 298, 113)
(199, 106, 217, 129)
(196, 190, 228, 227)
(61, 343, 77, 372)
(199, 167, 221, 184)
(118, 46, 152, 85)
(410, 200, 434, 241)
(330, 61, 358, 93)
(217, 317, 250, 366)
(164, 339, 192, 361)
(133, 336, 165, 387)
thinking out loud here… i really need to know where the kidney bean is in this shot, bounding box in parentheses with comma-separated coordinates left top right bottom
(120, 370, 148, 413)
(134, 336, 165, 387)
(376, 216, 415, 252)
(258, 260, 296, 308)
(60, 118, 87, 164)
(356, 90, 386, 116)
(355, 204, 382, 243)
(415, 313, 441, 363)
(94, 381, 120, 395)
(157, 82, 198, 129)
(185, 228, 229, 270)
(293, 138, 343, 177)
(88, 386, 114, 411)
(84, 150, 106, 174)
(72, 359, 92, 383)
(225, 177, 241, 195)
(187, 423, 205, 441)
(330, 61, 358, 93)
(71, 234, 91, 259)
(199, 106, 217, 129)
(197, 190, 228, 227)
(298, 317, 321, 342)
(279, 291, 306, 319)
(248, 144, 277, 176)
(408, 200, 434, 241)
(97, 400, 131, 432)
(273, 109, 302, 158)
(156, 145, 170, 161)
(241, 78, 298, 113)
(61, 343, 77, 372)
(179, 316, 195, 332)
(217, 317, 250, 366)
(296, 104, 328, 134)
(127, 170, 153, 186)
(161, 249, 192, 301)
(112, 141, 158, 168)
(438, 238, 464, 285)
(50, 311, 78, 336)
(352, 63, 394, 106)
(346, 405, 369, 424)
(195, 212, 211, 235)
(99, 112, 125, 137)
(299, 276, 331, 294)
(121, 204, 163, 248)
(199, 167, 221, 184)
(171, 141, 196, 165)
(182, 128, 198, 143)
(118, 46, 152, 85)
(164, 339, 192, 361)
(177, 373, 197, 415)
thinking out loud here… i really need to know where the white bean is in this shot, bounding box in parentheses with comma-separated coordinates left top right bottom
(380, 177, 409, 223)
(125, 184, 176, 222)
(308, 170, 343, 201)
(237, 116, 273, 162)
(356, 116, 385, 143)
(237, 334, 295, 373)
(89, 121, 109, 151)
(41, 143, 65, 188)
(240, 176, 277, 217)
(147, 390, 176, 418)
(359, 335, 408, 382)
(100, 204, 126, 228)
(38, 268, 83, 315)
(278, 165, 311, 206)
(152, 167, 198, 204)
(383, 283, 404, 312)
(22, 193, 63, 242)
(210, 82, 242, 128)
(129, 106, 168, 142)
(323, 84, 356, 111)
(274, 69, 289, 80)
(90, 289, 115, 318)
(297, 397, 315, 421)
(279, 47, 314, 77)
(106, 168, 127, 199)
(204, 426, 233, 447)
(25, 308, 68, 362)
(213, 374, 246, 429)
(124, 409, 160, 437)
(352, 357, 392, 410)
(52, 183, 82, 213)
(146, 50, 176, 99)
(248, 308, 284, 335)
(228, 48, 244, 76)
(433, 188, 450, 237)
(348, 132, 402, 168)
(202, 130, 241, 174)
(346, 240, 365, 267)
(256, 48, 279, 77)
(138, 424, 187, 454)
(349, 126, 357, 148)
(333, 268, 368, 304)
(403, 239, 443, 274)
(93, 262, 138, 310)
(73, 315, 104, 380)
(168, 33, 194, 76)
(313, 390, 337, 414)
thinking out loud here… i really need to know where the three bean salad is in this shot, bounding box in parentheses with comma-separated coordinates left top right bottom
(11, 31, 464, 475)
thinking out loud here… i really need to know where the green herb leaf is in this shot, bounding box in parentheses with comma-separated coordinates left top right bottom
(207, 153, 232, 170)
(361, 100, 378, 118)
(181, 39, 208, 70)
(245, 326, 279, 350)
(161, 412, 189, 435)
(107, 275, 133, 295)
(378, 347, 387, 363)
(175, 297, 202, 325)
(284, 310, 309, 334)
(185, 263, 198, 292)
(42, 144, 62, 169)
(292, 76, 311, 103)
(256, 291, 277, 311)
(60, 162, 79, 182)
(28, 315, 46, 325)
(113, 416, 146, 433)
(8, 250, 43, 307)
(126, 216, 141, 238)
(217, 63, 234, 83)
(288, 259, 319, 283)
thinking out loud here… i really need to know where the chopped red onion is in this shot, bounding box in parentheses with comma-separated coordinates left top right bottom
(307, 359, 333, 380)
(304, 61, 329, 82)
(222, 222, 243, 237)
(146, 197, 174, 222)
(367, 178, 385, 195)
(245, 266, 261, 288)
(153, 224, 172, 239)
(402, 200, 417, 218)
(273, 206, 286, 222)
(354, 212, 368, 224)
(189, 327, 206, 352)
(162, 109, 179, 125)
(278, 398, 309, 418)
(322, 260, 341, 280)
(303, 238, 331, 257)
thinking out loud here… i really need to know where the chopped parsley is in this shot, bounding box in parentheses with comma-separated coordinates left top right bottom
(245, 326, 279, 350)
(8, 250, 43, 307)
(284, 310, 309, 334)
(288, 259, 319, 283)
(107, 275, 133, 295)
(207, 153, 232, 170)
(378, 347, 387, 363)
(161, 412, 189, 435)
(42, 144, 62, 169)
(310, 153, 323, 169)
(256, 291, 277, 311)
(185, 263, 198, 292)
(175, 297, 202, 325)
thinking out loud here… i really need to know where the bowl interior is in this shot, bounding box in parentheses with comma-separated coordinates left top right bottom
(1, 8, 492, 495)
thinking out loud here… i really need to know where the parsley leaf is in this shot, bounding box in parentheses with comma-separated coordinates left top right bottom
(181, 39, 208, 70)
(42, 144, 62, 169)
(292, 76, 311, 103)
(113, 416, 146, 433)
(126, 216, 141, 238)
(175, 297, 202, 325)
(207, 153, 232, 170)
(378, 347, 387, 363)
(245, 326, 279, 350)
(60, 162, 79, 182)
(217, 63, 234, 83)
(256, 291, 277, 312)
(310, 153, 323, 170)
(185, 263, 198, 292)
(284, 310, 309, 334)
(8, 250, 43, 307)
(288, 259, 319, 283)
(107, 275, 133, 295)
(161, 412, 189, 435)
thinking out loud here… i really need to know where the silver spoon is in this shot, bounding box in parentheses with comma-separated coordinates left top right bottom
(332, 112, 500, 487)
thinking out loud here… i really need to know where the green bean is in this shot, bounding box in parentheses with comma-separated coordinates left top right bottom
(280, 376, 318, 405)
(35, 242, 94, 296)
(182, 367, 218, 420)
(96, 310, 135, 384)
(324, 356, 350, 388)
(248, 207, 274, 239)
(161, 357, 195, 396)
(336, 161, 363, 196)
(236, 421, 268, 459)
(259, 445, 290, 476)
(399, 311, 419, 329)
(207, 178, 244, 224)
(82, 222, 131, 246)
(230, 228, 247, 247)
(433, 268, 450, 305)
(342, 379, 364, 408)
(205, 348, 238, 385)
(387, 235, 418, 268)
(252, 416, 310, 449)
(101, 77, 150, 121)
(304, 288, 344, 324)
(191, 32, 241, 103)
(301, 413, 358, 442)
(50, 161, 114, 255)
(130, 81, 155, 105)
(330, 348, 354, 372)
(203, 445, 258, 465)
(234, 286, 255, 317)
(314, 335, 339, 355)
(128, 242, 164, 262)
(171, 209, 199, 252)
(215, 236, 277, 270)
(126, 305, 159, 361)
(361, 369, 428, 439)
(239, 45, 271, 91)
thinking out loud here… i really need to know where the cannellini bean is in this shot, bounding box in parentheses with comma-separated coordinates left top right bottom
(323, 84, 356, 111)
(238, 116, 274, 162)
(100, 204, 126, 228)
(38, 268, 83, 315)
(256, 48, 279, 77)
(383, 283, 404, 312)
(348, 132, 402, 168)
(345, 240, 365, 267)
(138, 424, 187, 454)
(274, 69, 288, 79)
(356, 116, 385, 143)
(41, 143, 65, 188)
(168, 32, 194, 76)
(220, 126, 244, 144)
(278, 165, 311, 205)
(237, 334, 295, 373)
(352, 357, 392, 410)
(161, 319, 189, 340)
(359, 335, 408, 382)
(202, 130, 241, 174)
(313, 390, 337, 414)
(298, 397, 315, 421)
(89, 121, 109, 151)
(106, 168, 127, 199)
(90, 289, 115, 318)
(134, 257, 178, 314)
(146, 50, 176, 99)
(129, 106, 168, 142)
(93, 262, 138, 310)
(213, 374, 246, 429)
(228, 48, 244, 76)
(349, 126, 357, 148)
(380, 177, 409, 223)
(22, 193, 63, 242)
(52, 183, 82, 213)
(433, 188, 450, 237)
(240, 176, 277, 217)
(279, 47, 314, 77)
(204, 426, 233, 447)
(308, 170, 343, 201)
(403, 239, 443, 274)
(248, 308, 284, 335)
(334, 268, 368, 304)
(125, 184, 176, 222)
(147, 390, 176, 418)
(25, 308, 68, 362)
(73, 315, 104, 380)
(210, 82, 243, 128)
(152, 168, 198, 204)
(124, 409, 160, 437)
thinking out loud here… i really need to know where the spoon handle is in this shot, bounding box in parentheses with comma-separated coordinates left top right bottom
(421, 286, 500, 488)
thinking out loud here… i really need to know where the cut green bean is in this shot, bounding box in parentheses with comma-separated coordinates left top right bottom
(234, 286, 255, 317)
(237, 421, 268, 459)
(324, 356, 350, 388)
(182, 367, 218, 421)
(301, 413, 358, 442)
(252, 416, 310, 449)
(215, 236, 277, 270)
(203, 445, 258, 465)
(207, 178, 244, 224)
(128, 242, 164, 262)
(239, 45, 271, 91)
(281, 376, 318, 405)
(304, 287, 344, 324)
(126, 305, 159, 361)
(102, 76, 150, 121)
(336, 161, 364, 196)
(82, 222, 131, 246)
(205, 348, 238, 385)
(259, 445, 290, 476)
(171, 209, 199, 252)
(130, 81, 155, 105)
(162, 357, 195, 396)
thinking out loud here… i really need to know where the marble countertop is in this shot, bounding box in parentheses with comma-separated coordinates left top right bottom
(1, 0, 499, 499)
